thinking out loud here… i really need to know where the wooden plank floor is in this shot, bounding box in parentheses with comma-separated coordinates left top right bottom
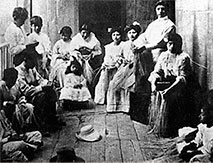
(32, 104, 179, 162)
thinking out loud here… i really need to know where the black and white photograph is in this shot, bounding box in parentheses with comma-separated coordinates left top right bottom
(0, 0, 213, 162)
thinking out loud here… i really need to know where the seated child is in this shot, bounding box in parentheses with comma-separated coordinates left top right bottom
(59, 56, 92, 110)
(179, 89, 213, 162)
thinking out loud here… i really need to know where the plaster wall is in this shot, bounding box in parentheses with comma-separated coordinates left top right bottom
(176, 0, 212, 90)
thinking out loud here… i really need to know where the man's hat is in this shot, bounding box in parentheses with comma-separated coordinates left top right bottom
(75, 124, 101, 142)
(50, 146, 84, 162)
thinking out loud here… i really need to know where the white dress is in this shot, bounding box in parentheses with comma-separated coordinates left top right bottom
(49, 39, 74, 87)
(59, 73, 91, 102)
(71, 33, 102, 84)
(106, 40, 135, 113)
(94, 41, 123, 104)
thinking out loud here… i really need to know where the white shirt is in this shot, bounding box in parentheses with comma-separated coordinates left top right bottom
(5, 22, 28, 56)
(193, 123, 213, 154)
(28, 31, 51, 54)
(71, 32, 102, 56)
(134, 16, 175, 48)
(121, 40, 134, 62)
(103, 41, 124, 67)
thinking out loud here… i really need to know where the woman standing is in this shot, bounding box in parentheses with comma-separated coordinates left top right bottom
(106, 22, 141, 113)
(4, 7, 38, 67)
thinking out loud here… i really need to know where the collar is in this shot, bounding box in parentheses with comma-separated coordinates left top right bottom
(157, 16, 169, 21)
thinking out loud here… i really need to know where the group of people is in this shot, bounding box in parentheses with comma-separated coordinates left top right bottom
(1, 0, 212, 162)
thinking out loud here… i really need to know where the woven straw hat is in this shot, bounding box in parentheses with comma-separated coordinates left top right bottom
(76, 125, 101, 142)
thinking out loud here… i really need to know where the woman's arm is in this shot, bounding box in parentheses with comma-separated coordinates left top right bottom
(161, 54, 191, 98)
(5, 30, 26, 56)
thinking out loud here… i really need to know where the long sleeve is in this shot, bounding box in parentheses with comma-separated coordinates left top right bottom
(5, 23, 27, 56)
(52, 40, 60, 55)
(174, 52, 192, 84)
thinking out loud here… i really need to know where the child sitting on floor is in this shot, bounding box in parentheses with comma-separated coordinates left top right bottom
(179, 89, 213, 162)
(59, 56, 93, 110)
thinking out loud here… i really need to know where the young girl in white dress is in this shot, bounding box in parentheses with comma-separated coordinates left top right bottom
(59, 56, 92, 110)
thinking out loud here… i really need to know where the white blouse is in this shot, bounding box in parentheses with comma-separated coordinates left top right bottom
(5, 22, 28, 56)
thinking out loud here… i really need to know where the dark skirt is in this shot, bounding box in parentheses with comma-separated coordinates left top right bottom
(148, 76, 201, 138)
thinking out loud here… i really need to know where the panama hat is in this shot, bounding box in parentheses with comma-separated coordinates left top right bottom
(75, 124, 101, 142)
(50, 146, 84, 162)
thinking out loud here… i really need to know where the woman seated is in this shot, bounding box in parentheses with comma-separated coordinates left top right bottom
(59, 56, 92, 110)
(106, 22, 141, 113)
(148, 33, 199, 138)
(71, 23, 102, 96)
(94, 27, 123, 106)
(49, 26, 74, 88)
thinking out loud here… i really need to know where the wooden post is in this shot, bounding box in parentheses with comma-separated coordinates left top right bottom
(30, 0, 32, 33)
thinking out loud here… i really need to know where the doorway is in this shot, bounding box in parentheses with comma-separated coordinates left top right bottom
(79, 0, 126, 46)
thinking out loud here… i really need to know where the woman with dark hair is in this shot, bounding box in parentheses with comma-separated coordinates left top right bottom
(131, 0, 176, 96)
(28, 15, 51, 78)
(133, 0, 175, 63)
(71, 23, 102, 94)
(49, 26, 75, 88)
(148, 33, 199, 138)
(4, 7, 39, 66)
(94, 26, 123, 106)
(106, 22, 141, 113)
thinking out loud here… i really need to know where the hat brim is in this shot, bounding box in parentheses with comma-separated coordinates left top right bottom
(75, 130, 101, 142)
(49, 155, 85, 162)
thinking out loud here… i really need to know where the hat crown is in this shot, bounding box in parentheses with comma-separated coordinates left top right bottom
(80, 125, 95, 136)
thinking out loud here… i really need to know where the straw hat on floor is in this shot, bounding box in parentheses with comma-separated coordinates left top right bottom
(75, 124, 101, 142)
